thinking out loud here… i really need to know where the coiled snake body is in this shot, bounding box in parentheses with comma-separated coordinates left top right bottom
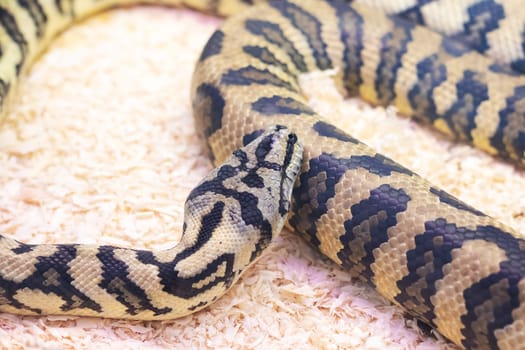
(0, 1, 524, 349)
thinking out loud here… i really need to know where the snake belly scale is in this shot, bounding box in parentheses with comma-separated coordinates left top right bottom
(0, 0, 524, 349)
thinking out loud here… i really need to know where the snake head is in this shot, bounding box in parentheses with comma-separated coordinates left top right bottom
(184, 124, 303, 241)
(178, 126, 302, 284)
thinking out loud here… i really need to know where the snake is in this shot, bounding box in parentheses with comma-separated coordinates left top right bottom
(0, 0, 524, 349)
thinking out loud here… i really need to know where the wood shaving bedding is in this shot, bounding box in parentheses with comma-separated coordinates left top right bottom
(0, 7, 523, 350)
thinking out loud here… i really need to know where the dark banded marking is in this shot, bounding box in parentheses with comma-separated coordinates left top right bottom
(386, 0, 524, 75)
(18, 0, 47, 38)
(242, 129, 265, 146)
(514, 132, 525, 160)
(0, 79, 10, 109)
(193, 83, 226, 162)
(489, 63, 521, 76)
(397, 4, 426, 24)
(221, 66, 296, 90)
(440, 36, 474, 57)
(397, 0, 516, 72)
(136, 202, 238, 299)
(429, 187, 485, 216)
(11, 243, 34, 254)
(370, 0, 525, 76)
(463, 274, 511, 349)
(0, 7, 28, 74)
(98, 246, 172, 315)
(407, 53, 447, 124)
(140, 250, 238, 299)
(510, 27, 525, 72)
(185, 201, 225, 258)
(54, 0, 74, 16)
(395, 219, 450, 325)
(252, 131, 293, 219)
(352, 153, 415, 177)
(270, 0, 332, 70)
(255, 132, 279, 161)
(241, 169, 264, 188)
(0, 275, 42, 314)
(453, 0, 504, 54)
(375, 16, 415, 105)
(338, 184, 410, 282)
(17, 245, 102, 313)
(188, 300, 208, 311)
(186, 158, 273, 245)
(139, 202, 243, 299)
(234, 131, 287, 173)
(242, 45, 293, 75)
(462, 224, 525, 349)
(395, 219, 524, 349)
(245, 19, 307, 72)
(443, 70, 489, 141)
(230, 148, 268, 189)
(313, 120, 359, 143)
(252, 95, 314, 115)
(279, 131, 299, 216)
(0, 241, 46, 314)
(246, 135, 291, 255)
(330, 1, 364, 96)
(219, 158, 243, 180)
(199, 30, 224, 61)
(492, 85, 525, 161)
(290, 152, 414, 246)
(191, 201, 224, 250)
(193, 83, 225, 140)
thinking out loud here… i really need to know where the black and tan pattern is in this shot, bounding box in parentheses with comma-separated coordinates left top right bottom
(0, 0, 524, 349)
(360, 0, 525, 74)
(0, 124, 302, 319)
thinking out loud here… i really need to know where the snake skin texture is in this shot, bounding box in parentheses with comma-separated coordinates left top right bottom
(354, 0, 525, 74)
(0, 0, 524, 349)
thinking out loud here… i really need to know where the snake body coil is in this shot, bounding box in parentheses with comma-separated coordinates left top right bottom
(0, 1, 524, 349)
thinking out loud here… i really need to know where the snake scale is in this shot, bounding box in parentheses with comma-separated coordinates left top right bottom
(0, 0, 524, 349)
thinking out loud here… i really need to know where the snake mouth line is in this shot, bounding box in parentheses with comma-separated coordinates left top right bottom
(278, 127, 302, 216)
